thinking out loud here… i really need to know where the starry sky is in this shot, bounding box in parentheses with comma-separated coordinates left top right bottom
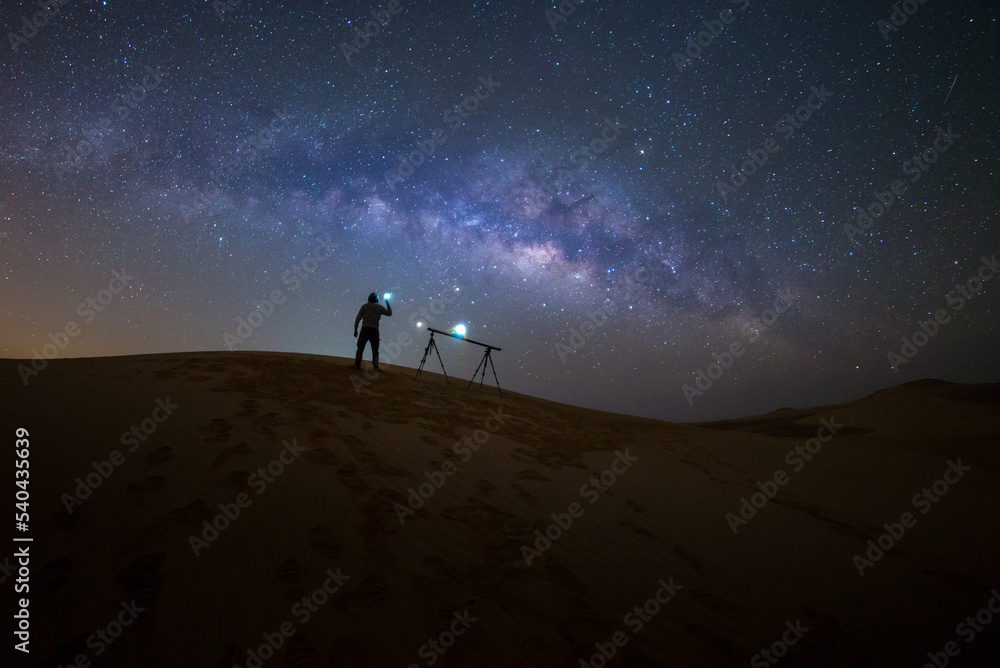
(2, 0, 998, 421)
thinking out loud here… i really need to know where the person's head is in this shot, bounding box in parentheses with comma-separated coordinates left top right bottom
(368, 292, 378, 303)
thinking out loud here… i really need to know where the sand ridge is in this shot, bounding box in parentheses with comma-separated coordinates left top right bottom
(2, 352, 999, 666)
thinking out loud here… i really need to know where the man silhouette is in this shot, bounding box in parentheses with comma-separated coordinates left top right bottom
(353, 292, 392, 371)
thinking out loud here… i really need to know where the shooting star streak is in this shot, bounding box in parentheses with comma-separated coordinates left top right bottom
(944, 75, 958, 105)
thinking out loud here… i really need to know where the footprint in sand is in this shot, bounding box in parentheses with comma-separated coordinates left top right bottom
(144, 446, 175, 466)
(421, 553, 465, 583)
(372, 486, 407, 505)
(441, 499, 522, 532)
(673, 546, 706, 573)
(127, 476, 167, 493)
(303, 448, 340, 465)
(204, 418, 233, 443)
(255, 411, 290, 426)
(689, 591, 742, 616)
(366, 462, 410, 477)
(309, 427, 334, 442)
(235, 399, 260, 418)
(347, 442, 378, 465)
(255, 425, 277, 439)
(619, 519, 658, 539)
(336, 575, 389, 613)
(357, 493, 404, 541)
(540, 559, 590, 594)
(510, 482, 539, 505)
(212, 442, 255, 468)
(275, 557, 308, 585)
(253, 412, 289, 438)
(336, 464, 370, 491)
(626, 499, 648, 514)
(115, 552, 166, 607)
(290, 400, 322, 421)
(307, 526, 344, 560)
(215, 470, 252, 492)
(163, 499, 212, 525)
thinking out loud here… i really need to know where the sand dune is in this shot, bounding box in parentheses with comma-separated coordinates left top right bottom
(3, 352, 999, 666)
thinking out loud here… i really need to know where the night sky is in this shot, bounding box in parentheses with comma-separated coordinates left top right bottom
(2, 0, 998, 421)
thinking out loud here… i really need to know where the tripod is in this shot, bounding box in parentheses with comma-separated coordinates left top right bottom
(469, 346, 503, 397)
(414, 330, 450, 384)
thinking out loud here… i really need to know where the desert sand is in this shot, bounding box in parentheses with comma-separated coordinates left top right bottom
(2, 351, 999, 667)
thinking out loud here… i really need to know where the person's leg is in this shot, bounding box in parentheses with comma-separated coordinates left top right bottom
(355, 328, 369, 368)
(370, 328, 381, 370)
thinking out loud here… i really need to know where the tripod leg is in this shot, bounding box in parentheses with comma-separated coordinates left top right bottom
(469, 352, 487, 389)
(432, 340, 450, 384)
(488, 352, 503, 397)
(416, 332, 438, 379)
(415, 338, 432, 379)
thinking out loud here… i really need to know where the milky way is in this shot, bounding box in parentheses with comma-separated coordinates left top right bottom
(2, 0, 998, 420)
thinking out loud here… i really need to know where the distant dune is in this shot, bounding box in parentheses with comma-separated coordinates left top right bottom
(3, 352, 999, 666)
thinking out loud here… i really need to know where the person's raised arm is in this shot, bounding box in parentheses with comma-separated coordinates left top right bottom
(383, 300, 392, 316)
